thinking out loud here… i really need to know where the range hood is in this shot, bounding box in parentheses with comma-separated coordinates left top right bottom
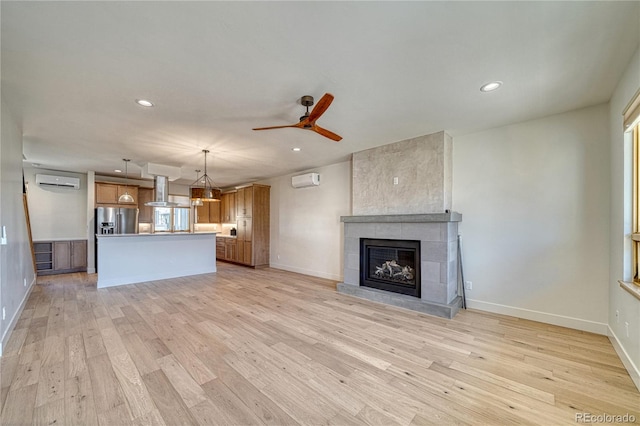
(145, 175, 178, 207)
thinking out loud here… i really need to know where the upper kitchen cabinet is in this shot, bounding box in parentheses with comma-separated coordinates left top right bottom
(138, 187, 154, 223)
(209, 201, 221, 223)
(195, 201, 221, 224)
(236, 186, 253, 217)
(221, 192, 236, 223)
(96, 182, 139, 206)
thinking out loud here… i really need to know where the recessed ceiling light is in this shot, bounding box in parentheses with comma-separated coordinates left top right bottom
(135, 99, 154, 107)
(480, 81, 503, 92)
(114, 169, 122, 173)
(292, 147, 301, 152)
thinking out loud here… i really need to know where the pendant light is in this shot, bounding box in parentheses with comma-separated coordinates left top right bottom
(118, 159, 135, 203)
(191, 170, 203, 206)
(189, 150, 221, 202)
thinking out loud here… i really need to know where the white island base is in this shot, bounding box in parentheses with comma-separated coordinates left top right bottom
(96, 233, 217, 288)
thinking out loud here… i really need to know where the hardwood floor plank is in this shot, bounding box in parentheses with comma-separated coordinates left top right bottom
(157, 354, 207, 408)
(33, 398, 64, 426)
(1, 383, 37, 425)
(200, 378, 266, 425)
(100, 327, 155, 419)
(141, 369, 199, 426)
(66, 333, 88, 378)
(86, 354, 125, 414)
(65, 370, 99, 426)
(35, 361, 64, 407)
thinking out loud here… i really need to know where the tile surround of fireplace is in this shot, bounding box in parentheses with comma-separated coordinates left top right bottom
(338, 213, 462, 319)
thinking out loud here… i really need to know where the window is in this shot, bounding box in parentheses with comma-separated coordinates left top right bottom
(626, 89, 640, 285)
(153, 207, 191, 233)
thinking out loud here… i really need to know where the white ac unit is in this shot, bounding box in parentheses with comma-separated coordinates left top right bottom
(291, 172, 320, 188)
(35, 174, 80, 189)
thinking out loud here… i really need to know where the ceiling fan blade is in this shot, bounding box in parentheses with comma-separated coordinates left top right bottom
(252, 124, 298, 131)
(313, 125, 342, 142)
(307, 93, 334, 123)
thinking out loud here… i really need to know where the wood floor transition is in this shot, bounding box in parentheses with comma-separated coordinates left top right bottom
(1, 263, 638, 425)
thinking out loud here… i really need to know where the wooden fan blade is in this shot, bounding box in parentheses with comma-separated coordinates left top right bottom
(313, 125, 342, 142)
(252, 124, 298, 131)
(307, 93, 334, 123)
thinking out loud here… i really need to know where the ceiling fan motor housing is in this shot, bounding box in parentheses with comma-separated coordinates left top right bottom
(300, 95, 314, 107)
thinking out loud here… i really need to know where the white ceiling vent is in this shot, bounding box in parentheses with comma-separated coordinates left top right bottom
(292, 173, 320, 188)
(35, 174, 80, 189)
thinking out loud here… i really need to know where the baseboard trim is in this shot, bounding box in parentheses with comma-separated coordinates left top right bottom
(270, 263, 342, 281)
(0, 276, 36, 356)
(466, 298, 608, 335)
(608, 326, 640, 392)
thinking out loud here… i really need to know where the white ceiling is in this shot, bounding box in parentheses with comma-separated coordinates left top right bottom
(2, 1, 639, 187)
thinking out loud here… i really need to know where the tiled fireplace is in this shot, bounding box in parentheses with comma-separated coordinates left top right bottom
(337, 213, 462, 319)
(338, 131, 462, 318)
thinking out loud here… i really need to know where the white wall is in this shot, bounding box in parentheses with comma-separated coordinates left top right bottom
(609, 46, 640, 389)
(265, 161, 352, 280)
(453, 104, 611, 334)
(24, 167, 88, 240)
(0, 98, 36, 355)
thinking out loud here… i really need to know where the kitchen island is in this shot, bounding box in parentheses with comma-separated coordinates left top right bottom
(96, 232, 217, 288)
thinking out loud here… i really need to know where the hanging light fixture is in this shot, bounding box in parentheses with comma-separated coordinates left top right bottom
(191, 169, 203, 206)
(118, 159, 135, 203)
(189, 150, 221, 202)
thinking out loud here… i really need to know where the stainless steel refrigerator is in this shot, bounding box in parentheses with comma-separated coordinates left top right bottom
(96, 207, 139, 235)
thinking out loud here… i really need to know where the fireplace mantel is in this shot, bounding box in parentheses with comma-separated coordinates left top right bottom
(341, 212, 462, 223)
(338, 212, 462, 319)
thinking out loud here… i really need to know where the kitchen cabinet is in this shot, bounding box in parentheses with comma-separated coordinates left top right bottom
(215, 185, 269, 267)
(236, 187, 253, 218)
(209, 202, 221, 223)
(237, 217, 252, 242)
(195, 202, 222, 223)
(221, 192, 236, 223)
(195, 203, 209, 224)
(96, 182, 139, 206)
(34, 242, 53, 273)
(216, 236, 238, 262)
(138, 187, 154, 223)
(34, 240, 87, 275)
(235, 184, 269, 267)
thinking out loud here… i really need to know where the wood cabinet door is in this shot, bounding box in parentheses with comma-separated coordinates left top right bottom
(209, 201, 221, 223)
(236, 188, 245, 217)
(71, 240, 87, 269)
(228, 192, 236, 222)
(236, 187, 253, 217)
(53, 241, 71, 271)
(138, 188, 154, 222)
(196, 203, 208, 223)
(225, 241, 236, 261)
(237, 218, 252, 242)
(236, 241, 244, 263)
(221, 192, 236, 222)
(195, 203, 210, 223)
(221, 194, 230, 222)
(216, 240, 225, 260)
(96, 183, 118, 204)
(242, 241, 252, 265)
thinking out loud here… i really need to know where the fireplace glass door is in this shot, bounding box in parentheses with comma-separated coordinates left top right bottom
(360, 238, 421, 297)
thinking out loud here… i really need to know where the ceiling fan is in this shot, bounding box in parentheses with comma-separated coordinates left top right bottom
(253, 93, 342, 142)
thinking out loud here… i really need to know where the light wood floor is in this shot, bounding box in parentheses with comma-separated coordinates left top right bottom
(1, 263, 638, 425)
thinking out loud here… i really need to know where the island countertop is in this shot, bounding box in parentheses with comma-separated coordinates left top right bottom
(96, 231, 219, 237)
(96, 232, 217, 288)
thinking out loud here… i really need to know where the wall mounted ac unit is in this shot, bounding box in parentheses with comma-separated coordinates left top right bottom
(35, 174, 80, 189)
(292, 173, 320, 188)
